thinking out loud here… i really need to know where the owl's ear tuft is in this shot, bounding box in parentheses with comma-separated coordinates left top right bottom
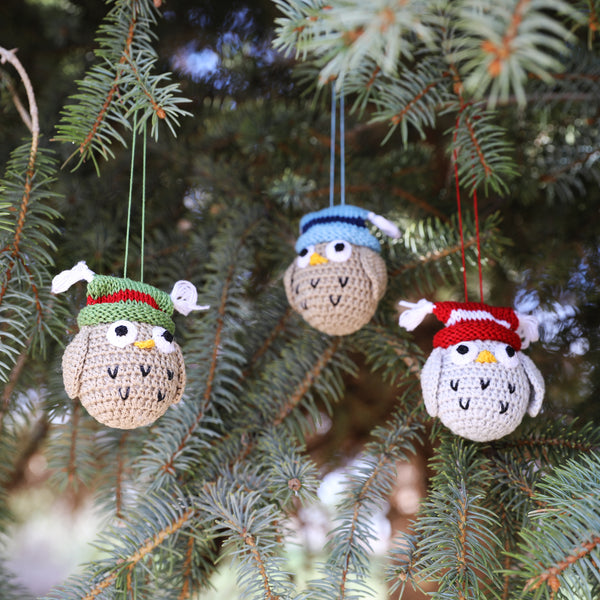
(520, 353, 545, 416)
(52, 261, 95, 294)
(398, 299, 435, 331)
(366, 211, 401, 239)
(420, 348, 443, 417)
(170, 281, 209, 316)
(283, 262, 297, 309)
(517, 313, 539, 349)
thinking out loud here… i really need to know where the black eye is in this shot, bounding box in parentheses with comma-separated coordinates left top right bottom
(506, 346, 515, 357)
(450, 341, 478, 365)
(152, 326, 176, 354)
(325, 239, 352, 262)
(106, 320, 138, 347)
(115, 325, 129, 337)
(296, 245, 314, 268)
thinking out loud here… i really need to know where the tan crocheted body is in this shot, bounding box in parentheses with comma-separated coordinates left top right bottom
(62, 323, 186, 429)
(284, 243, 387, 336)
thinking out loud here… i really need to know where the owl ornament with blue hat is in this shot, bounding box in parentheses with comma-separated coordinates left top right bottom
(398, 299, 545, 442)
(52, 261, 209, 429)
(284, 204, 401, 336)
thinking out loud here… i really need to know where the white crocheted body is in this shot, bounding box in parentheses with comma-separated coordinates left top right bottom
(420, 341, 544, 442)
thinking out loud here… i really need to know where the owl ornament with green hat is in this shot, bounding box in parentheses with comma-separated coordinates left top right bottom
(284, 205, 401, 336)
(52, 261, 208, 429)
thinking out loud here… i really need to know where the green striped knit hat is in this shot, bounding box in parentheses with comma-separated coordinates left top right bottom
(51, 261, 209, 333)
(78, 275, 176, 333)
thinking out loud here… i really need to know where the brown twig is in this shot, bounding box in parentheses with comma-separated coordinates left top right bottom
(0, 68, 33, 131)
(83, 508, 194, 600)
(0, 47, 40, 305)
(525, 536, 600, 594)
(273, 337, 342, 426)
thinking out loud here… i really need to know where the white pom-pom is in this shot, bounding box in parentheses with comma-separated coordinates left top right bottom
(51, 261, 95, 294)
(170, 280, 209, 316)
(517, 313, 539, 349)
(398, 299, 435, 331)
(367, 212, 401, 239)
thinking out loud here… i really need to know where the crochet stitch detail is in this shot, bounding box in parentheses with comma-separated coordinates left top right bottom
(77, 274, 176, 333)
(301, 214, 366, 234)
(431, 301, 522, 350)
(87, 290, 161, 311)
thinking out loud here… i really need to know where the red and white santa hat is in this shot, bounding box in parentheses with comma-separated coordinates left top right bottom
(398, 299, 539, 351)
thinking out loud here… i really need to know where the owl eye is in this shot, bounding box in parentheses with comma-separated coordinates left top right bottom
(297, 245, 314, 269)
(449, 341, 478, 365)
(325, 240, 352, 262)
(152, 326, 176, 354)
(106, 320, 138, 348)
(496, 344, 519, 369)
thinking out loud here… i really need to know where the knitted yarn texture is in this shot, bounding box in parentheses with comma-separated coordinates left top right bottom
(420, 341, 544, 442)
(62, 322, 186, 429)
(78, 274, 176, 333)
(295, 205, 382, 254)
(399, 299, 545, 442)
(286, 204, 400, 335)
(284, 242, 387, 336)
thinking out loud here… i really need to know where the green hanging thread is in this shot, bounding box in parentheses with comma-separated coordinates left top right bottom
(123, 112, 148, 282)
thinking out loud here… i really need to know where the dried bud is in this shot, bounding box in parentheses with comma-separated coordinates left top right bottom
(288, 478, 301, 492)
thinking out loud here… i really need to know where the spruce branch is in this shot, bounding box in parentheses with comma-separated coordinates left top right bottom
(512, 450, 600, 599)
(389, 211, 509, 295)
(299, 399, 424, 600)
(0, 47, 63, 385)
(196, 479, 294, 600)
(0, 65, 33, 132)
(448, 101, 516, 194)
(55, 0, 190, 171)
(44, 493, 195, 600)
(395, 437, 504, 599)
(273, 336, 342, 426)
(452, 0, 583, 107)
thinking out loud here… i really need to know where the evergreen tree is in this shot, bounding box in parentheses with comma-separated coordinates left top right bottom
(0, 1, 599, 599)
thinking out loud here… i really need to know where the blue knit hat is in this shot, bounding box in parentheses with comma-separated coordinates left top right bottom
(296, 205, 376, 253)
(295, 205, 400, 254)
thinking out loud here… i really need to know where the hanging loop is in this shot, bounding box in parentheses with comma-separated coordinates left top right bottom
(123, 112, 148, 282)
(453, 113, 484, 303)
(329, 84, 347, 207)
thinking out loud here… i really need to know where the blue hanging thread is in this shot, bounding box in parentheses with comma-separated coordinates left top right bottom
(329, 85, 346, 207)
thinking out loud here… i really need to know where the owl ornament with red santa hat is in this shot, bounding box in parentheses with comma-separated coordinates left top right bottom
(398, 299, 544, 442)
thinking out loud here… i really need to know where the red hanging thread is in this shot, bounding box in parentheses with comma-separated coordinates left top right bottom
(472, 184, 484, 303)
(453, 114, 484, 303)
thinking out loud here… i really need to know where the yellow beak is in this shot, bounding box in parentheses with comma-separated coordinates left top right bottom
(309, 252, 328, 266)
(134, 339, 155, 350)
(475, 349, 496, 364)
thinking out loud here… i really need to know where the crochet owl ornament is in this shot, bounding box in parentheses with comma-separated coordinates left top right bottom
(284, 205, 400, 336)
(399, 299, 545, 442)
(52, 261, 208, 429)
